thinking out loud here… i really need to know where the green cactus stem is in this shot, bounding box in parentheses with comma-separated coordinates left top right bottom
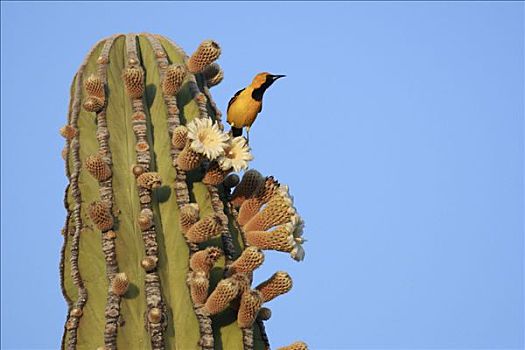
(60, 32, 308, 350)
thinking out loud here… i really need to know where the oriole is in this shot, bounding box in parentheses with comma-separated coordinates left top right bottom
(227, 72, 285, 139)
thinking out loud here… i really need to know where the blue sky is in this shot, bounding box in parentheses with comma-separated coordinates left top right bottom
(1, 2, 523, 349)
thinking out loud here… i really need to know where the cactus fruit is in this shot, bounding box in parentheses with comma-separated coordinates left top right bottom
(131, 164, 145, 177)
(188, 271, 209, 305)
(69, 307, 83, 318)
(246, 226, 293, 251)
(162, 64, 186, 96)
(59, 33, 308, 350)
(177, 141, 204, 171)
(229, 272, 252, 296)
(257, 307, 272, 321)
(148, 308, 163, 324)
(88, 200, 113, 231)
(203, 278, 239, 315)
(185, 214, 223, 243)
(188, 40, 221, 73)
(84, 74, 105, 99)
(245, 219, 306, 262)
(111, 273, 129, 296)
(59, 125, 78, 140)
(137, 172, 162, 189)
(190, 247, 223, 274)
(138, 208, 154, 231)
(237, 290, 263, 328)
(243, 190, 295, 232)
(237, 177, 281, 225)
(171, 125, 188, 150)
(231, 169, 265, 207)
(83, 96, 104, 112)
(122, 66, 144, 98)
(202, 63, 224, 87)
(141, 256, 158, 272)
(256, 271, 293, 303)
(84, 154, 112, 181)
(179, 203, 200, 233)
(202, 161, 230, 186)
(229, 246, 265, 274)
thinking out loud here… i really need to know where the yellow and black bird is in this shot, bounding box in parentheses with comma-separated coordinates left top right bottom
(227, 72, 285, 140)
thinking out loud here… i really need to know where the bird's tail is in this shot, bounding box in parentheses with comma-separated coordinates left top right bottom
(231, 127, 243, 137)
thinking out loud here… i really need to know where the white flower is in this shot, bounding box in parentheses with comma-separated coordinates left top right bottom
(277, 185, 293, 202)
(290, 244, 305, 261)
(282, 214, 306, 262)
(270, 184, 294, 208)
(289, 214, 305, 239)
(187, 118, 229, 160)
(218, 136, 253, 172)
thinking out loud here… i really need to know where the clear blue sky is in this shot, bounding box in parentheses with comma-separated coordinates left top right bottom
(1, 2, 523, 349)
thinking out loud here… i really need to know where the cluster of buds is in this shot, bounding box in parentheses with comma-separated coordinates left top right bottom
(162, 64, 186, 96)
(188, 40, 221, 74)
(82, 74, 105, 112)
(233, 172, 306, 261)
(237, 176, 280, 226)
(122, 66, 145, 99)
(182, 201, 224, 305)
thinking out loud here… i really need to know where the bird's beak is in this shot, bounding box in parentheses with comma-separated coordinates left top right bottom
(271, 74, 286, 80)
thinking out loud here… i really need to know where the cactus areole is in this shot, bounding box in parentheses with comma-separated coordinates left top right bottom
(60, 33, 308, 350)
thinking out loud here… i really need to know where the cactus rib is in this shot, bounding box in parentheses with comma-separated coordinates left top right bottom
(61, 36, 108, 349)
(190, 51, 257, 349)
(59, 76, 77, 324)
(63, 37, 108, 350)
(207, 185, 236, 264)
(197, 75, 256, 350)
(187, 48, 255, 347)
(144, 33, 215, 349)
(92, 34, 123, 350)
(125, 33, 166, 350)
(143, 34, 191, 208)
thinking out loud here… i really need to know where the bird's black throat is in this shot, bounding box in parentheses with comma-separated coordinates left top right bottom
(251, 75, 276, 101)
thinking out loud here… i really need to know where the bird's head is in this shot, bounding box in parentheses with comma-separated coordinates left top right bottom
(251, 72, 286, 89)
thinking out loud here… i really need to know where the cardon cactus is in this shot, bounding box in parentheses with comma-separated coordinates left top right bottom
(59, 33, 308, 350)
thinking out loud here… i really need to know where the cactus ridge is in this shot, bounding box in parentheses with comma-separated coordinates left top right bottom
(124, 33, 167, 349)
(61, 34, 113, 350)
(61, 32, 308, 350)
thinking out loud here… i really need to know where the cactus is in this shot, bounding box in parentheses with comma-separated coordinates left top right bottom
(59, 33, 308, 350)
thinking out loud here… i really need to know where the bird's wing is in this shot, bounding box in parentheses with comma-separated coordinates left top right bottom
(227, 88, 245, 112)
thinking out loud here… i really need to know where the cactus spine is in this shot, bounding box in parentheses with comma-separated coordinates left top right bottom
(60, 33, 308, 350)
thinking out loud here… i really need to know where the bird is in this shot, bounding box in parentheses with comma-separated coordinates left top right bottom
(227, 72, 285, 141)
